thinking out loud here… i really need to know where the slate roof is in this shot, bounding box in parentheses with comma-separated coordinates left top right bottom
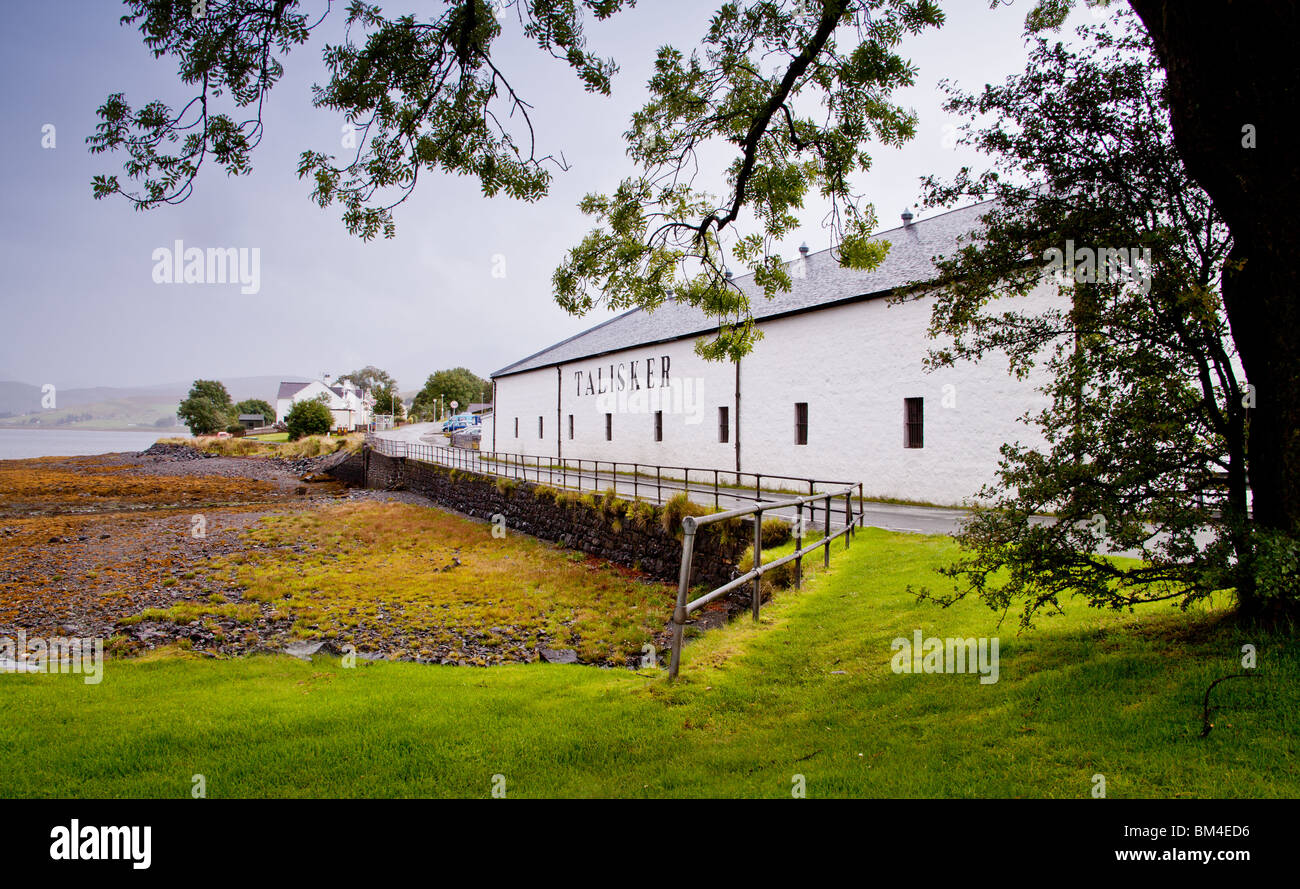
(276, 381, 312, 399)
(492, 201, 992, 378)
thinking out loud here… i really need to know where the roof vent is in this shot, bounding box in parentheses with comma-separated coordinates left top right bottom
(724, 267, 733, 279)
(798, 242, 809, 256)
(901, 208, 914, 226)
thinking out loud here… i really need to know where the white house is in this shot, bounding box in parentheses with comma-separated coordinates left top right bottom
(489, 202, 1055, 507)
(276, 378, 375, 431)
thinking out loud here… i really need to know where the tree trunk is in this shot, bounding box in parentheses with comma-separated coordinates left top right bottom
(1130, 1, 1300, 616)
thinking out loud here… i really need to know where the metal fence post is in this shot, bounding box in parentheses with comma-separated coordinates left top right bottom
(668, 518, 698, 681)
(845, 492, 852, 550)
(657, 467, 662, 503)
(823, 494, 831, 569)
(795, 502, 803, 589)
(752, 511, 763, 621)
(714, 469, 720, 510)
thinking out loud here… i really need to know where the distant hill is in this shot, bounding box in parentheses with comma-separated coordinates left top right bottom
(0, 375, 312, 430)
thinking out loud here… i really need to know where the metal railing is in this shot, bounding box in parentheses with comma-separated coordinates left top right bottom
(668, 485, 859, 679)
(366, 434, 865, 529)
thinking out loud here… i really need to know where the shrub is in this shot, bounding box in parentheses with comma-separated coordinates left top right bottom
(285, 399, 332, 441)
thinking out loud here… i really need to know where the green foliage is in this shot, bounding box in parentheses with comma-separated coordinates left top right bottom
(908, 15, 1269, 622)
(234, 399, 273, 424)
(554, 1, 941, 360)
(90, 1, 628, 239)
(285, 399, 333, 441)
(338, 366, 395, 393)
(177, 379, 234, 435)
(93, 0, 940, 364)
(370, 384, 405, 420)
(1249, 529, 1300, 613)
(411, 368, 490, 421)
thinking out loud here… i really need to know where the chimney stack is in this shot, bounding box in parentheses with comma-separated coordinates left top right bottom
(901, 208, 914, 226)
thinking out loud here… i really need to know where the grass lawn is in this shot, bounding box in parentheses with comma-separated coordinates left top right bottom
(246, 432, 289, 442)
(1, 528, 1295, 798)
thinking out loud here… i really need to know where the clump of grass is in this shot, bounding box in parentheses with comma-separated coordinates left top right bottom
(120, 602, 259, 625)
(661, 492, 709, 535)
(761, 517, 792, 548)
(627, 500, 656, 530)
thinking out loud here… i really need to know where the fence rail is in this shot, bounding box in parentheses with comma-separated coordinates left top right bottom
(668, 485, 858, 679)
(365, 434, 866, 529)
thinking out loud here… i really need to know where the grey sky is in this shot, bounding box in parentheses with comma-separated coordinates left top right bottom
(0, 0, 1102, 392)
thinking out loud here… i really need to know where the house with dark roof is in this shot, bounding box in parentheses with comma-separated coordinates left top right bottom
(488, 202, 1053, 505)
(275, 377, 375, 431)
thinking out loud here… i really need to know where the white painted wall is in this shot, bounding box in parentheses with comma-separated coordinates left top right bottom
(491, 285, 1055, 506)
(276, 380, 374, 429)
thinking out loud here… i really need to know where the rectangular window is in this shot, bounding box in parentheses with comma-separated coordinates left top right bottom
(568, 414, 574, 440)
(654, 410, 663, 442)
(538, 416, 544, 439)
(605, 413, 612, 441)
(514, 417, 518, 438)
(795, 402, 808, 446)
(904, 397, 924, 448)
(718, 406, 729, 443)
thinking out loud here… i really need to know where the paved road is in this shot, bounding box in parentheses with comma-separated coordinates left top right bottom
(372, 424, 973, 535)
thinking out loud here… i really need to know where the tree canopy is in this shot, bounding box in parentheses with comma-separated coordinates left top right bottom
(285, 397, 333, 440)
(900, 13, 1278, 622)
(235, 398, 274, 422)
(337, 366, 396, 393)
(177, 379, 234, 435)
(411, 368, 489, 421)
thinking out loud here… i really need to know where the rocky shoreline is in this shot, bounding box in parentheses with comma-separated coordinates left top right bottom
(1, 443, 698, 668)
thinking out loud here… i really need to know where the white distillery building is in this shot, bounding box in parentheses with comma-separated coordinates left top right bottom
(489, 203, 1054, 507)
(275, 378, 375, 431)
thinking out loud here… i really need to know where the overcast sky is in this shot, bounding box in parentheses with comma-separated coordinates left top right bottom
(0, 0, 1104, 391)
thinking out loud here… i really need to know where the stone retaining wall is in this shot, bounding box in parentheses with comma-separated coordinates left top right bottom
(350, 448, 743, 585)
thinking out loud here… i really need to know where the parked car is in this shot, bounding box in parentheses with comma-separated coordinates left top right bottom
(441, 413, 480, 433)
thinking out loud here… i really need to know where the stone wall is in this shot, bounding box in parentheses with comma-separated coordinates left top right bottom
(355, 448, 744, 586)
(326, 452, 366, 487)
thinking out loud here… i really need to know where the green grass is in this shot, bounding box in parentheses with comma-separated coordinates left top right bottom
(246, 432, 289, 442)
(1, 528, 1295, 798)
